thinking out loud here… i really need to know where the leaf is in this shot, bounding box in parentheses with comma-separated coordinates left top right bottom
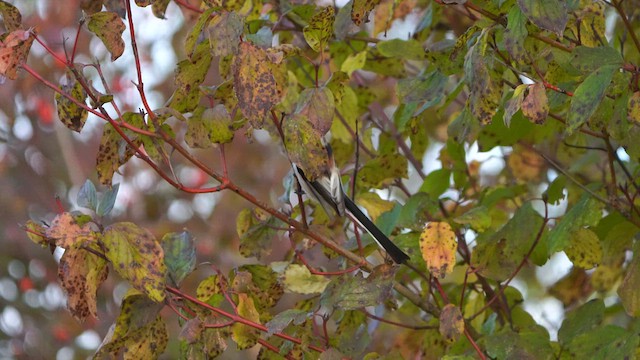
(58, 247, 108, 321)
(507, 145, 545, 182)
(0, 1, 22, 31)
(627, 91, 640, 123)
(547, 194, 603, 254)
(185, 7, 214, 59)
(504, 84, 527, 126)
(319, 265, 395, 312)
(356, 192, 395, 222)
(233, 41, 281, 128)
(570, 46, 623, 73)
(265, 309, 309, 335)
(340, 50, 367, 76)
(238, 211, 280, 260)
(377, 39, 425, 61)
(419, 222, 457, 278)
(0, 29, 35, 80)
(295, 87, 335, 137)
(196, 275, 225, 307)
(103, 222, 166, 302)
(46, 212, 98, 248)
(544, 175, 566, 204)
(454, 206, 491, 233)
(521, 83, 548, 124)
(283, 113, 329, 181)
(96, 120, 139, 186)
(24, 220, 48, 247)
(558, 299, 604, 345)
(419, 168, 451, 198)
(94, 290, 165, 359)
(472, 202, 544, 281)
(208, 11, 244, 57)
(357, 153, 408, 188)
(439, 304, 464, 342)
(283, 264, 330, 295)
(231, 294, 261, 350)
(464, 34, 501, 125)
(77, 180, 98, 211)
(161, 231, 196, 287)
(397, 69, 446, 108)
(565, 325, 638, 360)
(566, 64, 617, 135)
(186, 105, 234, 148)
(54, 76, 88, 132)
(564, 228, 602, 269)
(485, 326, 554, 360)
(97, 183, 119, 217)
(618, 241, 640, 316)
(517, 0, 567, 37)
(169, 41, 212, 113)
(236, 265, 284, 319)
(303, 6, 334, 52)
(351, 0, 381, 25)
(504, 6, 528, 62)
(87, 11, 126, 61)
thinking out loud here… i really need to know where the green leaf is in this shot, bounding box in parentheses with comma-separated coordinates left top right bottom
(544, 175, 566, 204)
(186, 105, 234, 148)
(283, 264, 330, 294)
(238, 264, 284, 313)
(618, 241, 640, 316)
(454, 206, 492, 233)
(208, 11, 244, 56)
(517, 0, 568, 37)
(565, 325, 639, 360)
(419, 168, 451, 198)
(340, 50, 367, 76)
(504, 6, 528, 62)
(103, 222, 166, 302)
(485, 326, 554, 360)
(566, 64, 617, 135)
(238, 211, 281, 260)
(97, 183, 119, 217)
(87, 11, 126, 61)
(303, 6, 335, 52)
(161, 231, 196, 287)
(472, 202, 544, 281)
(377, 39, 425, 60)
(265, 309, 309, 335)
(397, 70, 446, 110)
(170, 41, 213, 113)
(357, 153, 408, 188)
(184, 8, 214, 59)
(397, 192, 440, 230)
(570, 46, 624, 73)
(558, 299, 604, 345)
(464, 33, 502, 125)
(319, 265, 395, 312)
(58, 247, 108, 321)
(77, 180, 98, 211)
(546, 194, 603, 254)
(196, 275, 224, 307)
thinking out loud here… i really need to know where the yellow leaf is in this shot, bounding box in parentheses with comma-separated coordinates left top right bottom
(628, 91, 640, 124)
(87, 11, 126, 61)
(356, 192, 395, 222)
(232, 294, 261, 350)
(303, 6, 335, 52)
(565, 228, 602, 269)
(283, 264, 330, 294)
(419, 222, 457, 278)
(58, 247, 108, 321)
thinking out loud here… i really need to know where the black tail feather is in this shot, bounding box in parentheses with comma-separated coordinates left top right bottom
(344, 196, 410, 264)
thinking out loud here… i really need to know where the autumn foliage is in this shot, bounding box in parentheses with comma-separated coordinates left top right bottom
(3, 0, 640, 358)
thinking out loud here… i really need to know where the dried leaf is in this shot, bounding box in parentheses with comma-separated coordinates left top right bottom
(0, 29, 34, 80)
(55, 77, 88, 132)
(0, 1, 22, 31)
(439, 304, 464, 342)
(46, 212, 98, 249)
(58, 247, 108, 321)
(295, 87, 335, 137)
(521, 83, 548, 124)
(352, 0, 381, 26)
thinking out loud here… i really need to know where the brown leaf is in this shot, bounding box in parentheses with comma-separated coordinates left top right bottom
(419, 222, 457, 278)
(58, 247, 109, 321)
(521, 83, 549, 124)
(46, 212, 97, 248)
(295, 87, 335, 137)
(439, 304, 464, 342)
(0, 29, 35, 80)
(233, 42, 282, 128)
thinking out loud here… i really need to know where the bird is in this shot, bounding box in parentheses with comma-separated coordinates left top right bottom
(291, 141, 410, 264)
